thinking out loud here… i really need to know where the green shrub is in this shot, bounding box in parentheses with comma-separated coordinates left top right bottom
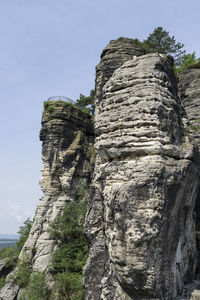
(14, 259, 32, 288)
(0, 277, 5, 289)
(76, 183, 90, 202)
(43, 101, 49, 111)
(187, 61, 200, 70)
(16, 218, 33, 251)
(0, 246, 18, 268)
(49, 184, 89, 299)
(175, 52, 200, 74)
(43, 99, 92, 119)
(75, 90, 95, 115)
(52, 272, 84, 300)
(110, 37, 151, 53)
(43, 101, 54, 114)
(0, 219, 34, 292)
(19, 271, 48, 300)
(16, 218, 33, 252)
(0, 219, 33, 290)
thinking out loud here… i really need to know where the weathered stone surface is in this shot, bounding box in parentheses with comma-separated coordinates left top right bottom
(178, 68, 200, 149)
(0, 260, 7, 273)
(178, 67, 200, 298)
(0, 280, 19, 300)
(191, 289, 200, 300)
(1, 38, 200, 300)
(0, 102, 95, 299)
(84, 53, 200, 299)
(95, 38, 147, 115)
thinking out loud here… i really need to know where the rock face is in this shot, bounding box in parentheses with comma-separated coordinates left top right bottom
(179, 68, 200, 149)
(0, 102, 95, 299)
(179, 68, 200, 283)
(84, 53, 200, 299)
(28, 102, 94, 271)
(95, 38, 147, 115)
(1, 39, 200, 300)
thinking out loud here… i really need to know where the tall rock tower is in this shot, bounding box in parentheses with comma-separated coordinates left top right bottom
(0, 101, 95, 299)
(84, 41, 200, 299)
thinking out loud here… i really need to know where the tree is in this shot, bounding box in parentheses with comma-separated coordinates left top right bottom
(16, 218, 33, 251)
(175, 52, 199, 74)
(50, 199, 88, 299)
(75, 90, 95, 115)
(144, 26, 185, 64)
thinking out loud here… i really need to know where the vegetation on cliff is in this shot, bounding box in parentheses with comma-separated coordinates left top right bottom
(49, 183, 89, 299)
(144, 27, 200, 73)
(0, 246, 18, 289)
(16, 218, 33, 251)
(0, 218, 33, 291)
(43, 98, 94, 119)
(144, 26, 185, 63)
(19, 270, 48, 300)
(75, 90, 95, 115)
(115, 27, 200, 75)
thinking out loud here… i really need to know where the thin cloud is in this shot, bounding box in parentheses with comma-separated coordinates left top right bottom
(8, 201, 33, 222)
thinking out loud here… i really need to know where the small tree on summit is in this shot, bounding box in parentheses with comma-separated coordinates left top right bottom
(144, 26, 186, 64)
(75, 89, 95, 115)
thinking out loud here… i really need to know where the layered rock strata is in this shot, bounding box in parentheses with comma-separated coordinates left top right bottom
(0, 102, 95, 300)
(179, 68, 200, 288)
(179, 68, 200, 149)
(84, 53, 200, 299)
(95, 38, 147, 115)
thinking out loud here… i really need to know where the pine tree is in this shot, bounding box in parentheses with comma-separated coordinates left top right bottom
(144, 26, 185, 64)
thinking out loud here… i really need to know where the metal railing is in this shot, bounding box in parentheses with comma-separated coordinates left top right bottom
(47, 96, 75, 104)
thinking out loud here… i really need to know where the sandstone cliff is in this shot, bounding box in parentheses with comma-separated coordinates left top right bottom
(178, 68, 200, 150)
(178, 68, 200, 298)
(1, 38, 200, 300)
(0, 101, 94, 299)
(95, 38, 147, 115)
(84, 52, 200, 299)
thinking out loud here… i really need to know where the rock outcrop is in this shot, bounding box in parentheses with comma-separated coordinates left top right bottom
(95, 38, 147, 115)
(0, 102, 95, 299)
(178, 68, 200, 295)
(1, 38, 200, 300)
(179, 68, 200, 149)
(84, 53, 200, 299)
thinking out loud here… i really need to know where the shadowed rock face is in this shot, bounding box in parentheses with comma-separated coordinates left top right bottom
(0, 103, 95, 300)
(22, 103, 94, 272)
(179, 68, 200, 149)
(84, 53, 200, 299)
(95, 38, 147, 115)
(179, 68, 200, 282)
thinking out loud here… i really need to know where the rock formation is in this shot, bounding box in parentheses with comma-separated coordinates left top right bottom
(84, 52, 200, 299)
(0, 102, 95, 299)
(1, 38, 200, 300)
(178, 69, 200, 293)
(95, 38, 147, 115)
(178, 68, 200, 149)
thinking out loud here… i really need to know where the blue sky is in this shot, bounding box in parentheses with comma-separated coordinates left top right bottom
(0, 0, 199, 234)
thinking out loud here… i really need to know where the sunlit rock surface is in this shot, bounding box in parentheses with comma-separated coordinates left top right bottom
(0, 102, 95, 300)
(95, 38, 147, 116)
(84, 53, 200, 299)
